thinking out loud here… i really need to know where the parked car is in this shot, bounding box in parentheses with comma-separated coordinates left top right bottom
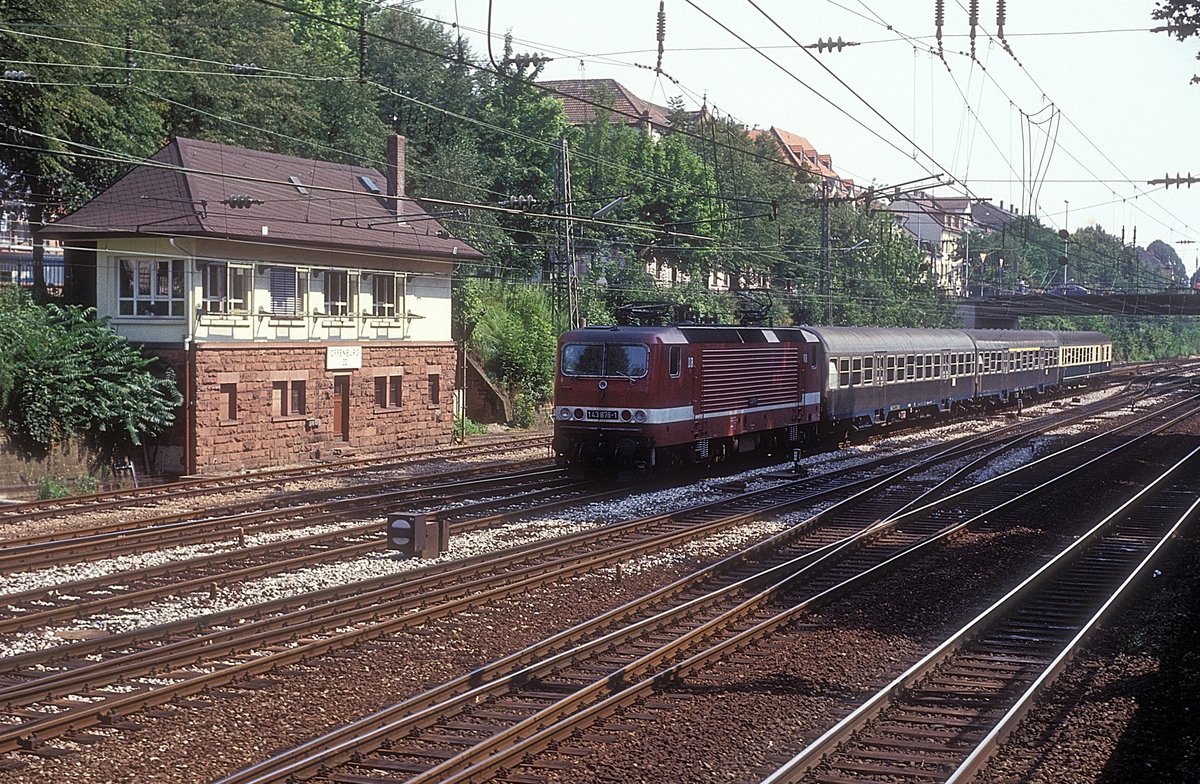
(1048, 283, 1089, 296)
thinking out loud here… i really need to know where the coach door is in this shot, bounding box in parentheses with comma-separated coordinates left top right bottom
(333, 375, 351, 442)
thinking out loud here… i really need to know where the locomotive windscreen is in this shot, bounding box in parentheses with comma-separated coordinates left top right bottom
(561, 343, 649, 378)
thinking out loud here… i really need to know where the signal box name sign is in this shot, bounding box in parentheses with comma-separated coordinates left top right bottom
(326, 345, 363, 370)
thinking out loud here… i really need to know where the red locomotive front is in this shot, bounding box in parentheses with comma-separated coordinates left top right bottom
(553, 325, 822, 471)
(553, 325, 693, 470)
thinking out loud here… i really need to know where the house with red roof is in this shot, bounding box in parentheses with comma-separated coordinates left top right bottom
(751, 126, 857, 196)
(40, 135, 483, 475)
(540, 78, 675, 137)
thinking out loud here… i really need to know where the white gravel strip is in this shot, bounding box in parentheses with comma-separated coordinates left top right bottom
(612, 520, 793, 577)
(0, 521, 372, 599)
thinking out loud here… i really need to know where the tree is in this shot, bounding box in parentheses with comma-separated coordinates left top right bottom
(0, 287, 182, 454)
(1146, 239, 1187, 282)
(0, 0, 165, 300)
(1154, 1, 1200, 83)
(471, 39, 570, 276)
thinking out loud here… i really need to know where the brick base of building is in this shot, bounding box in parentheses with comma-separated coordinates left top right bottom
(150, 342, 458, 474)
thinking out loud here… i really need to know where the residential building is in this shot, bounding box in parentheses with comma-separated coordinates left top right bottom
(39, 135, 483, 475)
(540, 78, 674, 137)
(750, 126, 857, 196)
(887, 192, 974, 295)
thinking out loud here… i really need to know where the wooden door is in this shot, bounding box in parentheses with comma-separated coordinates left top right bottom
(333, 375, 350, 442)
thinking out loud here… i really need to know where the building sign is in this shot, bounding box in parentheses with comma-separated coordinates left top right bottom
(326, 344, 363, 370)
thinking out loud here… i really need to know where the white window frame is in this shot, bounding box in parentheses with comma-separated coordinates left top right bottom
(371, 272, 407, 319)
(118, 258, 185, 317)
(201, 262, 253, 314)
(269, 266, 309, 316)
(324, 268, 357, 317)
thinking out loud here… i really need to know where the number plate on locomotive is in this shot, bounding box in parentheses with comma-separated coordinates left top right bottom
(585, 409, 619, 420)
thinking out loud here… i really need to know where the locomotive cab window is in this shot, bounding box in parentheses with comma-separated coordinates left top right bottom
(669, 346, 682, 378)
(561, 343, 649, 378)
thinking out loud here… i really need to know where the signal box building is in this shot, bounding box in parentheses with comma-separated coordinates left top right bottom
(40, 135, 483, 475)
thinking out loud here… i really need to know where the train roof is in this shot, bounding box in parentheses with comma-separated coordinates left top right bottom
(560, 325, 821, 345)
(806, 326, 976, 354)
(1053, 330, 1112, 346)
(961, 329, 1059, 350)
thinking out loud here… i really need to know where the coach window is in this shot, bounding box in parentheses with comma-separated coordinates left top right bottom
(863, 356, 874, 384)
(886, 355, 896, 382)
(669, 346, 682, 378)
(838, 357, 850, 387)
(933, 354, 942, 378)
(851, 357, 862, 386)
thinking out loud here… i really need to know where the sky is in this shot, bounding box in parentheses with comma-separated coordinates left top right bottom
(414, 0, 1200, 272)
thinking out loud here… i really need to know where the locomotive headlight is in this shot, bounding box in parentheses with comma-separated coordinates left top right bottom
(621, 409, 632, 421)
(558, 407, 571, 420)
(573, 408, 585, 420)
(633, 410, 648, 423)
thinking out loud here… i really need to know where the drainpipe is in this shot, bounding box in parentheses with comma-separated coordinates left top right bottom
(171, 237, 198, 477)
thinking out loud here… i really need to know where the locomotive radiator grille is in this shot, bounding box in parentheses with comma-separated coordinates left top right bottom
(698, 346, 801, 413)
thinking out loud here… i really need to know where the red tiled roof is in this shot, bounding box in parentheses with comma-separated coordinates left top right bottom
(39, 137, 483, 261)
(756, 127, 843, 183)
(540, 79, 672, 131)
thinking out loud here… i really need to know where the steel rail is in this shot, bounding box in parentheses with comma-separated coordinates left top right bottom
(0, 463, 565, 572)
(762, 445, 1200, 784)
(386, 398, 1200, 784)
(0, 388, 1180, 763)
(7, 402, 1082, 754)
(0, 478, 635, 636)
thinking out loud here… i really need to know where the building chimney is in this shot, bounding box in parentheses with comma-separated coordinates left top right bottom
(386, 134, 406, 213)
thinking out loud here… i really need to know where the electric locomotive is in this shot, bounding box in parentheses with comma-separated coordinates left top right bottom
(553, 325, 822, 470)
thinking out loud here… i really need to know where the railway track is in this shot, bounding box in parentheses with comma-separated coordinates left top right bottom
(0, 435, 552, 525)
(3, 378, 1162, 639)
(0, 461, 564, 573)
(762, 447, 1200, 784)
(0, 388, 1134, 760)
(204, 391, 1200, 783)
(0, 376, 1188, 774)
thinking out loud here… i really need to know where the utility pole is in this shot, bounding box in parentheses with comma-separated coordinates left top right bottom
(821, 180, 832, 323)
(555, 138, 578, 330)
(1063, 200, 1070, 284)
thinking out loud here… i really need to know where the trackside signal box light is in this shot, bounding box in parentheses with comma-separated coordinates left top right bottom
(387, 512, 448, 558)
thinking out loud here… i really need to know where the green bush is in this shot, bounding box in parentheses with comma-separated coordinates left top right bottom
(36, 476, 71, 500)
(0, 287, 182, 455)
(455, 415, 488, 436)
(74, 474, 100, 495)
(510, 394, 538, 429)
